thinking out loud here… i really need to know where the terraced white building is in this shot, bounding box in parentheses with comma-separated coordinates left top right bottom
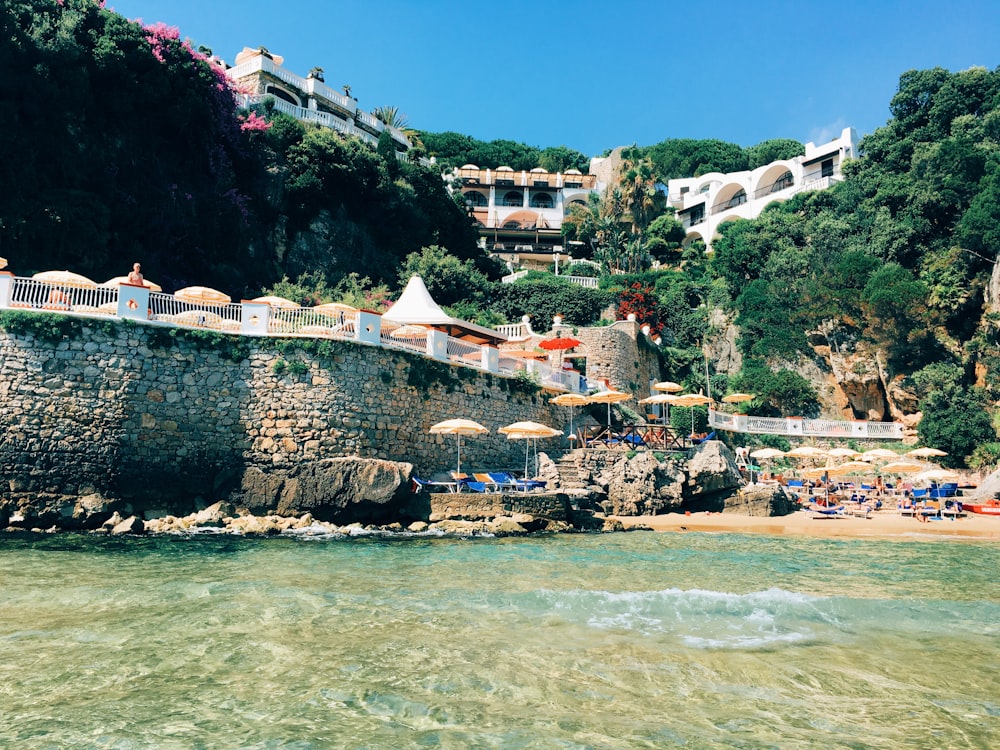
(667, 127, 857, 251)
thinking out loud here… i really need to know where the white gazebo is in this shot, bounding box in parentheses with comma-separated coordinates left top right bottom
(383, 275, 506, 346)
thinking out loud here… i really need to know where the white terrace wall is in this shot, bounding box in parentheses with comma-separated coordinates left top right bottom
(0, 320, 565, 514)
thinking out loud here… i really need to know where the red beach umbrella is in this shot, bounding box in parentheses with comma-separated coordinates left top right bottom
(537, 336, 581, 351)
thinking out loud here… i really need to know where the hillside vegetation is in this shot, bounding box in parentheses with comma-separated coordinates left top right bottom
(4, 2, 1000, 465)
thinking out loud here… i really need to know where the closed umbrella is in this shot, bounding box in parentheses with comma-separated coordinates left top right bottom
(550, 393, 591, 440)
(429, 419, 488, 476)
(499, 421, 561, 477)
(0, 257, 6, 270)
(175, 286, 231, 304)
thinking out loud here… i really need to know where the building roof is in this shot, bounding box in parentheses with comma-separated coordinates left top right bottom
(383, 275, 506, 345)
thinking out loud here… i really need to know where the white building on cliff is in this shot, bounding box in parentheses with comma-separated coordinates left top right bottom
(667, 126, 857, 251)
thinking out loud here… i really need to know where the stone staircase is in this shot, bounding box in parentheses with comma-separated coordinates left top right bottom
(551, 450, 590, 491)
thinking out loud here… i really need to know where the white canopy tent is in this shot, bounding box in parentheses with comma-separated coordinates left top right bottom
(383, 275, 506, 346)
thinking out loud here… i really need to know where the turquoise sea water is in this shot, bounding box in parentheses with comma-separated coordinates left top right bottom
(1, 530, 999, 749)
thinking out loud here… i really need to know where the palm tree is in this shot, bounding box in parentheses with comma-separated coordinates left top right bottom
(372, 106, 422, 149)
(618, 147, 665, 236)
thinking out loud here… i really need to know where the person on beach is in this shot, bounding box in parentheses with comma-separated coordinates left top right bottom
(127, 262, 144, 286)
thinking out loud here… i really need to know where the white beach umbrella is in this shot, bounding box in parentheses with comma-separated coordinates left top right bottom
(499, 421, 561, 477)
(550, 393, 591, 440)
(429, 419, 488, 476)
(589, 389, 631, 429)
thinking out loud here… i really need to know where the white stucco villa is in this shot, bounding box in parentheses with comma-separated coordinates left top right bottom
(667, 127, 858, 251)
(225, 47, 413, 152)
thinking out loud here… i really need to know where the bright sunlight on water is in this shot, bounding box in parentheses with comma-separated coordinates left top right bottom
(1, 530, 999, 749)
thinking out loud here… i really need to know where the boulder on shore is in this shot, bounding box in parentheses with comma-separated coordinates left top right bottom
(235, 457, 414, 525)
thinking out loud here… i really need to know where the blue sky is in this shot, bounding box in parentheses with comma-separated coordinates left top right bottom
(108, 0, 1000, 156)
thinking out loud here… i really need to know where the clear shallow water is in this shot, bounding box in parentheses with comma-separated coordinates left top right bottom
(1, 531, 998, 749)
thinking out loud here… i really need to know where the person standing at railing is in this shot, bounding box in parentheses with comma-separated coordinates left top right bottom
(127, 263, 144, 286)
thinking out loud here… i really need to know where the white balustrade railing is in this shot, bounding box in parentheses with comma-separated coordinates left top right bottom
(500, 270, 530, 284)
(379, 324, 428, 356)
(710, 410, 904, 440)
(497, 354, 524, 375)
(269, 307, 357, 339)
(0, 274, 588, 393)
(9, 278, 119, 313)
(150, 293, 243, 332)
(563, 275, 598, 288)
(495, 322, 529, 338)
(445, 335, 480, 365)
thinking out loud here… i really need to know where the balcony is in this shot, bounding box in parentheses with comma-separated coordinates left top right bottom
(710, 193, 747, 216)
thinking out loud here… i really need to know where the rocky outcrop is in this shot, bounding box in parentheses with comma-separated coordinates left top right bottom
(721, 485, 796, 516)
(546, 442, 754, 517)
(235, 458, 415, 525)
(684, 441, 743, 498)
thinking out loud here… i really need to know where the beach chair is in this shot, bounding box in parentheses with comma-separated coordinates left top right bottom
(488, 472, 545, 492)
(458, 479, 488, 493)
(412, 477, 459, 493)
(473, 473, 502, 491)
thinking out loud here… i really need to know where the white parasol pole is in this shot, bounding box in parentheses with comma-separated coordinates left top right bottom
(457, 434, 462, 476)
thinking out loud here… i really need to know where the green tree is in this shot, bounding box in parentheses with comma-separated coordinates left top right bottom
(917, 387, 995, 467)
(744, 138, 805, 168)
(397, 245, 491, 307)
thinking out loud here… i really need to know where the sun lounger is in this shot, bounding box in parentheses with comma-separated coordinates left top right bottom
(412, 477, 459, 493)
(487, 472, 546, 491)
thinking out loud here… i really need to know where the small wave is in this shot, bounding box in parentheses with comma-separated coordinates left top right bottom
(536, 587, 833, 649)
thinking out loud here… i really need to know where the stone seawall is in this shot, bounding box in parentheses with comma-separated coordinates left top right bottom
(0, 317, 567, 525)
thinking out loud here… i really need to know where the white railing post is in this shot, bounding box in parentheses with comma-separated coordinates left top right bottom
(241, 301, 270, 336)
(481, 345, 499, 373)
(0, 271, 12, 308)
(357, 312, 382, 345)
(117, 284, 149, 320)
(786, 417, 804, 436)
(426, 329, 448, 361)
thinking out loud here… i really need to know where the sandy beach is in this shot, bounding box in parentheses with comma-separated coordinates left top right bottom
(611, 509, 1000, 541)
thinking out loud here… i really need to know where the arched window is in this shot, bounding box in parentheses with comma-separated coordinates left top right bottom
(771, 171, 793, 192)
(503, 191, 523, 207)
(725, 189, 747, 209)
(464, 191, 487, 207)
(503, 220, 521, 229)
(265, 85, 299, 106)
(530, 193, 553, 209)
